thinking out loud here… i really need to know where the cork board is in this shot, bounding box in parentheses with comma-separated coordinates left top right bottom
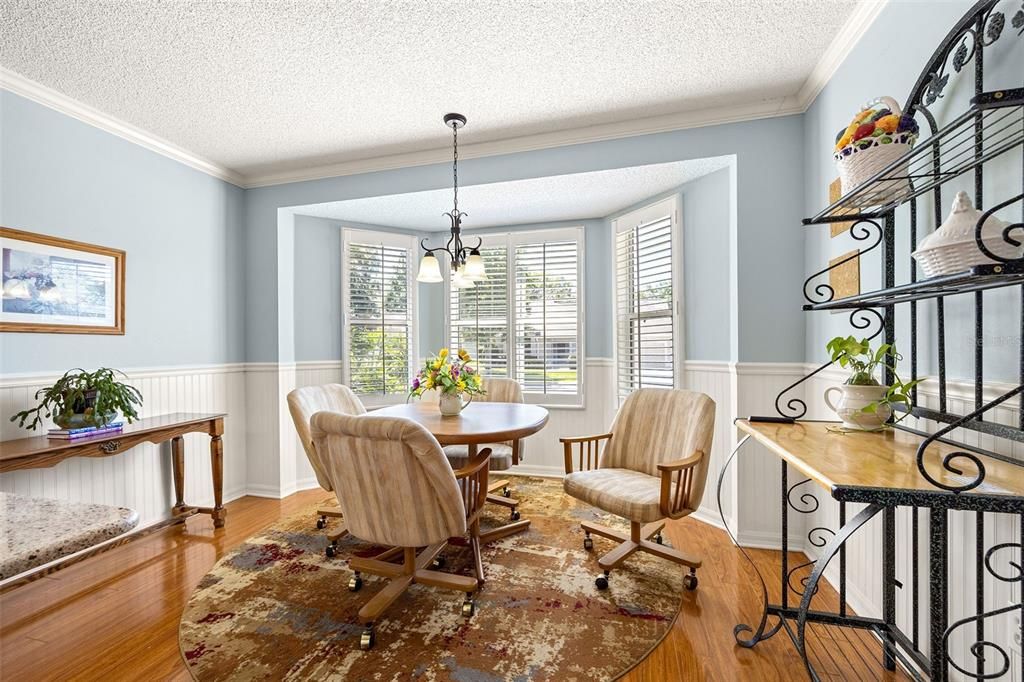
(829, 177, 855, 238)
(829, 250, 860, 301)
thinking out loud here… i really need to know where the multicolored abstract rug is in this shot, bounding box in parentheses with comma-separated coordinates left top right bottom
(179, 477, 686, 681)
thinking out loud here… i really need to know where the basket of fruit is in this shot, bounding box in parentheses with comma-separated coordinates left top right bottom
(834, 96, 919, 202)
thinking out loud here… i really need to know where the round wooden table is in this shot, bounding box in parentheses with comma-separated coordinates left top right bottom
(374, 400, 549, 543)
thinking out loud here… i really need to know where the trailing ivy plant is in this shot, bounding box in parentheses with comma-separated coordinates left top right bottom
(825, 336, 922, 423)
(10, 368, 143, 431)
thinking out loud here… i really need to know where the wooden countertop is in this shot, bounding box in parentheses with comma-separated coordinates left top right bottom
(736, 419, 1024, 500)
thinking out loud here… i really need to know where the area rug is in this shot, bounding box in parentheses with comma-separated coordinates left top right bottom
(179, 476, 687, 681)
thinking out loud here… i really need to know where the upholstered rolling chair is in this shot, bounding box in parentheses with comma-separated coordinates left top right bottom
(286, 384, 366, 557)
(310, 411, 490, 650)
(561, 388, 715, 591)
(441, 378, 527, 521)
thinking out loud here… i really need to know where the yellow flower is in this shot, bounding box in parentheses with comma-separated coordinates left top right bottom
(458, 348, 470, 361)
(438, 348, 449, 358)
(431, 360, 441, 371)
(424, 375, 434, 389)
(457, 380, 466, 393)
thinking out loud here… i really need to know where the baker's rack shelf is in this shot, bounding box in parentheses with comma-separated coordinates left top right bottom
(804, 261, 1024, 311)
(803, 88, 1023, 226)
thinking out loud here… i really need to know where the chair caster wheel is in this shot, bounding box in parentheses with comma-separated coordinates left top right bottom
(359, 627, 374, 650)
(595, 575, 609, 590)
(326, 543, 337, 558)
(502, 486, 511, 498)
(683, 573, 699, 591)
(348, 574, 362, 592)
(583, 536, 593, 551)
(316, 516, 326, 530)
(510, 510, 521, 521)
(654, 533, 664, 545)
(461, 598, 475, 617)
(432, 555, 446, 569)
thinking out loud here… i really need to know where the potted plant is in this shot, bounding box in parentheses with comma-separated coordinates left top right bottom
(823, 337, 921, 431)
(10, 367, 143, 431)
(409, 348, 485, 416)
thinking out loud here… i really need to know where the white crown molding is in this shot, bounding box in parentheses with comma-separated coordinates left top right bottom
(243, 96, 805, 188)
(794, 0, 889, 109)
(2, 2, 884, 190)
(0, 67, 246, 188)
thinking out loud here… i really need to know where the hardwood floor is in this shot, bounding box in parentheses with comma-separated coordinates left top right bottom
(0, 491, 909, 681)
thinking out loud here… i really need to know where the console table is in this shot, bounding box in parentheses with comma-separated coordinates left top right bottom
(0, 413, 227, 588)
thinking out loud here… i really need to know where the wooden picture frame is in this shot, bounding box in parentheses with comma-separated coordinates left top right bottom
(0, 227, 125, 334)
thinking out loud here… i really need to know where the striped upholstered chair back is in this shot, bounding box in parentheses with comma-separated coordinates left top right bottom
(310, 412, 468, 548)
(601, 388, 716, 510)
(287, 384, 366, 492)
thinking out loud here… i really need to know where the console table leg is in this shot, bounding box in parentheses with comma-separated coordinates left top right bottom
(171, 436, 186, 512)
(210, 433, 226, 528)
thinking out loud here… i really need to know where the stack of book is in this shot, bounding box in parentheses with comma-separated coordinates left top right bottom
(47, 422, 124, 440)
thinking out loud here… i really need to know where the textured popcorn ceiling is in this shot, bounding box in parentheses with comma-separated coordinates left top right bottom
(1, 0, 858, 178)
(293, 158, 732, 230)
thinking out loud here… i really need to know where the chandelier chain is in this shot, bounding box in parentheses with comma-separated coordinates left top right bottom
(452, 122, 459, 218)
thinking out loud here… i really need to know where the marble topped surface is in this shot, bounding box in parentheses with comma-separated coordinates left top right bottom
(0, 492, 139, 580)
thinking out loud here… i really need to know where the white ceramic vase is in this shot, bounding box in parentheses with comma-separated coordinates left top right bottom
(438, 392, 472, 417)
(824, 384, 892, 430)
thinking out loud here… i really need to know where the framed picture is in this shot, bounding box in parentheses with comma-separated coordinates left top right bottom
(0, 227, 125, 334)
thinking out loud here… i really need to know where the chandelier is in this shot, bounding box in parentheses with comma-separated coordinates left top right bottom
(415, 113, 486, 288)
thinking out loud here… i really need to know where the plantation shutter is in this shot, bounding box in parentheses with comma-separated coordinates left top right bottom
(513, 233, 581, 397)
(615, 200, 680, 403)
(344, 231, 415, 398)
(449, 246, 509, 377)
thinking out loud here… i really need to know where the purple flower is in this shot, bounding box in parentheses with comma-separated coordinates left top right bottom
(412, 377, 420, 389)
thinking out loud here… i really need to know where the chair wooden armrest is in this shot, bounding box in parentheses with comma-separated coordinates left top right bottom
(658, 450, 704, 520)
(454, 448, 491, 524)
(560, 433, 613, 474)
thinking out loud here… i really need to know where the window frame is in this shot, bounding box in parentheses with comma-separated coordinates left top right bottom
(443, 226, 585, 407)
(611, 196, 685, 403)
(341, 227, 419, 408)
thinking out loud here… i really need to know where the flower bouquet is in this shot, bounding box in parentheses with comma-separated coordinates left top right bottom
(410, 348, 485, 416)
(833, 96, 919, 202)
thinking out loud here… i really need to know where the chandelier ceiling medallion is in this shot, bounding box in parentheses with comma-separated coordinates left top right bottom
(415, 113, 486, 288)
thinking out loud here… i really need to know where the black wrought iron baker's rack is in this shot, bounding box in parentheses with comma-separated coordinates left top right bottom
(733, 1, 1024, 680)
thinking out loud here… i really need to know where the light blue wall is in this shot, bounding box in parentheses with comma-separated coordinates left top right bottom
(248, 114, 806, 365)
(0, 91, 246, 374)
(291, 168, 731, 364)
(803, 0, 1022, 382)
(607, 166, 734, 362)
(291, 214, 443, 361)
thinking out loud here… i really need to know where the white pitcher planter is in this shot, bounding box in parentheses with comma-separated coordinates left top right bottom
(824, 384, 892, 430)
(438, 392, 472, 417)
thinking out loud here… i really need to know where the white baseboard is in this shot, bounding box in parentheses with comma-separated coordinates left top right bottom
(508, 464, 565, 478)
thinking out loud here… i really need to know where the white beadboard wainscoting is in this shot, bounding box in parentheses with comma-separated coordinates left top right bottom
(0, 365, 249, 529)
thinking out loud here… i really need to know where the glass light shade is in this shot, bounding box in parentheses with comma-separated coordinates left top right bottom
(452, 264, 475, 289)
(416, 253, 443, 283)
(464, 251, 486, 281)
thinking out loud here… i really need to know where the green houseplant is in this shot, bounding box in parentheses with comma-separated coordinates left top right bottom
(10, 367, 143, 431)
(824, 336, 921, 430)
